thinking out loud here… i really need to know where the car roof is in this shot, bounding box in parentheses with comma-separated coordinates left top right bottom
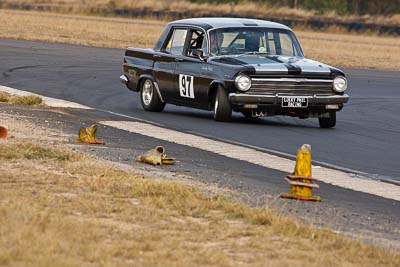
(170, 17, 291, 31)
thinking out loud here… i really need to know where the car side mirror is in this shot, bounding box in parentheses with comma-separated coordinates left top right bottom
(192, 49, 206, 61)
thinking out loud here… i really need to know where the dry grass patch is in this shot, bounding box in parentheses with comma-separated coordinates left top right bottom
(0, 140, 399, 266)
(0, 9, 399, 70)
(2, 0, 400, 25)
(0, 91, 43, 106)
(0, 0, 320, 19)
(0, 9, 163, 48)
(296, 30, 400, 69)
(0, 142, 77, 160)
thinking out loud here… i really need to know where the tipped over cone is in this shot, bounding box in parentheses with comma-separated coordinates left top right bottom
(0, 126, 8, 138)
(77, 124, 104, 145)
(137, 146, 175, 166)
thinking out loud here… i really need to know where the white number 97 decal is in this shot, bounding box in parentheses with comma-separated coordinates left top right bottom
(179, 74, 194, 99)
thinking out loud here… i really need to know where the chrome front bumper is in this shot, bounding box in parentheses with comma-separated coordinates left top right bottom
(229, 93, 349, 105)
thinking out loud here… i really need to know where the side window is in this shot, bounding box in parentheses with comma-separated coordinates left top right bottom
(186, 29, 205, 57)
(165, 28, 188, 55)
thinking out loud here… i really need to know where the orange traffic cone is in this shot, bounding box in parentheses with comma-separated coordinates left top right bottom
(0, 126, 8, 138)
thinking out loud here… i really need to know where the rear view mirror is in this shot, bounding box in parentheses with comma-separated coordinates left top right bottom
(192, 49, 205, 60)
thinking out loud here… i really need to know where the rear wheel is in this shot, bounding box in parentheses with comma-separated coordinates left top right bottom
(213, 86, 232, 122)
(318, 112, 336, 128)
(140, 79, 165, 112)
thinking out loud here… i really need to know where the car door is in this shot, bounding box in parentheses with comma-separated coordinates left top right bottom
(153, 27, 188, 102)
(174, 27, 209, 107)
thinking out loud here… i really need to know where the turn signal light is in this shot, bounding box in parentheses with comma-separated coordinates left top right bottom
(326, 104, 339, 110)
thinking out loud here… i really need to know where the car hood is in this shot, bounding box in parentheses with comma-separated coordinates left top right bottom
(210, 55, 343, 76)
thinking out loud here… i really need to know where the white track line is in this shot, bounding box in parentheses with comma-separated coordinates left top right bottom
(100, 120, 400, 202)
(1, 85, 399, 201)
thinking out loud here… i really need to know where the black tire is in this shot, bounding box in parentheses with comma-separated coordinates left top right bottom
(318, 112, 336, 128)
(213, 86, 232, 122)
(140, 79, 165, 112)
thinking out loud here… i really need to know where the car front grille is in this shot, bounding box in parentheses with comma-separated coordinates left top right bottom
(248, 78, 334, 95)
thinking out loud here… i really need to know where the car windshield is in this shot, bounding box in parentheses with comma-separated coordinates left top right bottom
(208, 27, 303, 57)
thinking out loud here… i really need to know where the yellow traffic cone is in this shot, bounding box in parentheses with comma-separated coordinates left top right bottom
(137, 146, 175, 166)
(281, 144, 321, 201)
(77, 124, 104, 145)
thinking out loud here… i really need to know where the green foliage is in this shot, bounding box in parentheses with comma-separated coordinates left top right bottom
(303, 0, 349, 15)
(299, 0, 399, 15)
(190, 0, 240, 3)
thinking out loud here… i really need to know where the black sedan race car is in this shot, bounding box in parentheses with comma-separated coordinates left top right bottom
(120, 18, 349, 128)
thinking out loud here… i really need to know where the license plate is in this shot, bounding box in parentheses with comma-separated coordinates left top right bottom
(281, 97, 308, 108)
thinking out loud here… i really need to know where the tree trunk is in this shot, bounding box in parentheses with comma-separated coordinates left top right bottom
(354, 0, 361, 15)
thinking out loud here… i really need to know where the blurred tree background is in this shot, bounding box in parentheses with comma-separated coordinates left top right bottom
(190, 0, 400, 15)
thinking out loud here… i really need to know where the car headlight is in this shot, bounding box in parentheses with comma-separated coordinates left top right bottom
(333, 76, 347, 92)
(235, 75, 251, 92)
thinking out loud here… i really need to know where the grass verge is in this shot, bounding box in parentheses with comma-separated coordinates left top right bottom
(0, 142, 77, 160)
(2, 0, 400, 26)
(0, 9, 399, 70)
(0, 140, 399, 266)
(0, 91, 42, 106)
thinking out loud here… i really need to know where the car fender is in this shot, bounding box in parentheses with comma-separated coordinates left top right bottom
(208, 80, 226, 100)
(137, 74, 165, 103)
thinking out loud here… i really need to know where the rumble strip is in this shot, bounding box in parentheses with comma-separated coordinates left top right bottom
(1, 85, 399, 202)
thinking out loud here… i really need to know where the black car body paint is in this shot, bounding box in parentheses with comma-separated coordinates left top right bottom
(121, 18, 349, 124)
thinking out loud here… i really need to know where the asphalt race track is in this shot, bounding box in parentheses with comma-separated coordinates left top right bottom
(1, 38, 400, 180)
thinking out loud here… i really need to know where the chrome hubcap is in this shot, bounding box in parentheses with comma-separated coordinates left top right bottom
(142, 80, 153, 106)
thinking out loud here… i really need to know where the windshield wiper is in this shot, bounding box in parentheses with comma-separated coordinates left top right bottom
(211, 51, 270, 59)
(235, 51, 270, 57)
(210, 55, 235, 59)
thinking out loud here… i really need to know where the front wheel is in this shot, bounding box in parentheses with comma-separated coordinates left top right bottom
(213, 86, 232, 122)
(140, 79, 165, 112)
(318, 112, 336, 128)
